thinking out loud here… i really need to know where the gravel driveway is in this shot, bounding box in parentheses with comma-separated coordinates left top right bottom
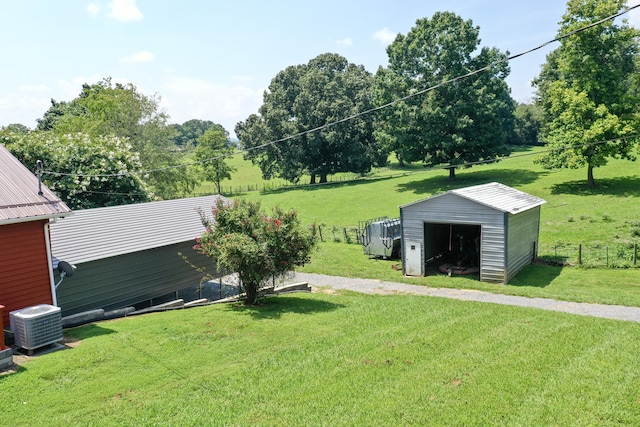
(291, 272, 640, 323)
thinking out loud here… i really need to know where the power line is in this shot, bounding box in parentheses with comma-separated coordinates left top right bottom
(42, 3, 640, 180)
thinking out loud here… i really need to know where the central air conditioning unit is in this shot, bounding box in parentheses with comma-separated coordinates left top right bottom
(10, 304, 63, 352)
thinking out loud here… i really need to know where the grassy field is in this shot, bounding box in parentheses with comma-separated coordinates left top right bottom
(2, 292, 640, 426)
(191, 146, 640, 306)
(2, 148, 640, 425)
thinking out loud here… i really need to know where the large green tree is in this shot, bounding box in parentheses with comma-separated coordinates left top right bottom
(1, 130, 147, 209)
(236, 53, 387, 184)
(513, 103, 544, 146)
(373, 12, 515, 180)
(195, 125, 236, 194)
(38, 78, 197, 199)
(534, 0, 639, 187)
(195, 199, 317, 305)
(170, 119, 217, 148)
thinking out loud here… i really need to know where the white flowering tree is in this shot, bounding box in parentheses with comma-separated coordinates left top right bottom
(1, 130, 147, 209)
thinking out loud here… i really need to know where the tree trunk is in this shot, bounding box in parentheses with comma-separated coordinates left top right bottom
(243, 279, 259, 305)
(310, 174, 316, 185)
(319, 173, 328, 183)
(215, 178, 222, 195)
(448, 167, 456, 182)
(587, 164, 595, 188)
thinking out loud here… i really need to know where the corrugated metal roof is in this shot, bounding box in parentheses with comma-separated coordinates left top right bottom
(401, 182, 546, 214)
(0, 144, 72, 223)
(49, 195, 229, 264)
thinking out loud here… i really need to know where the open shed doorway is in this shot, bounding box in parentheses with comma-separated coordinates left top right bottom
(423, 223, 481, 276)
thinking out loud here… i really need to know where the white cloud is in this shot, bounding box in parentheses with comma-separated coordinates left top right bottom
(336, 37, 353, 46)
(162, 77, 264, 136)
(107, 0, 143, 21)
(19, 84, 49, 92)
(87, 3, 100, 17)
(0, 92, 52, 127)
(372, 27, 397, 46)
(119, 51, 155, 63)
(232, 75, 255, 82)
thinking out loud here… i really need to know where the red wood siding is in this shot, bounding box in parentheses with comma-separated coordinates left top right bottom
(0, 220, 53, 326)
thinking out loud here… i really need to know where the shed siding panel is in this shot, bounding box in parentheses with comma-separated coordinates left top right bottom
(480, 223, 506, 283)
(401, 193, 506, 283)
(506, 206, 541, 281)
(0, 220, 53, 326)
(56, 241, 218, 316)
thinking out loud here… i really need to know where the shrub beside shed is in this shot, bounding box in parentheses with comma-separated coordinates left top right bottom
(400, 182, 546, 284)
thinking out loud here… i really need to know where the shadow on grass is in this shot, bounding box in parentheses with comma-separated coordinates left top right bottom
(260, 174, 399, 195)
(227, 295, 345, 319)
(508, 264, 563, 288)
(64, 323, 117, 341)
(396, 168, 546, 196)
(550, 176, 640, 197)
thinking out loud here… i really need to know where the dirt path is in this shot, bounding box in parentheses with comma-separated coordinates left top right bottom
(292, 272, 640, 323)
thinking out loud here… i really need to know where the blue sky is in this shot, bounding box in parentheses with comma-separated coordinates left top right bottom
(1, 1, 638, 136)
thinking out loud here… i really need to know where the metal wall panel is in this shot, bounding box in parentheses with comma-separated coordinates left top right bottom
(55, 241, 218, 316)
(506, 206, 541, 281)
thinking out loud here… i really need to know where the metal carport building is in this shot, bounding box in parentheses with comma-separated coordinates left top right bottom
(400, 182, 546, 284)
(49, 195, 228, 316)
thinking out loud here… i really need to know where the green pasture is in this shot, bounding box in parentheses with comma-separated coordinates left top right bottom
(2, 293, 640, 426)
(193, 146, 640, 306)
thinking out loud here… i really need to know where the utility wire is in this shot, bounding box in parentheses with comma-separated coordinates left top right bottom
(42, 3, 640, 180)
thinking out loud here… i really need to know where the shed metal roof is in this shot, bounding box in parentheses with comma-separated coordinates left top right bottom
(50, 195, 229, 264)
(0, 144, 72, 223)
(401, 182, 546, 214)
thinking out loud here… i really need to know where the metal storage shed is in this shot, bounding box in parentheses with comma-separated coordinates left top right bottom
(400, 182, 546, 284)
(49, 195, 228, 316)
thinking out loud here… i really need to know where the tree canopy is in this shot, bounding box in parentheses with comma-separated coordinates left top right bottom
(373, 12, 515, 180)
(37, 78, 197, 199)
(170, 119, 217, 148)
(236, 53, 387, 184)
(1, 130, 147, 209)
(195, 125, 236, 194)
(195, 199, 317, 305)
(534, 0, 639, 187)
(513, 103, 544, 146)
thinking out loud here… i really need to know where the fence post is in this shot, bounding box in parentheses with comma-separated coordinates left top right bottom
(578, 244, 582, 265)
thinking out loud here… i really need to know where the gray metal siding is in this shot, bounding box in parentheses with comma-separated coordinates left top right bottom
(506, 206, 541, 281)
(401, 193, 506, 283)
(55, 241, 218, 316)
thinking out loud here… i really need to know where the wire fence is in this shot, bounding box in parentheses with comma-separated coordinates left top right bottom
(538, 242, 639, 268)
(321, 226, 640, 269)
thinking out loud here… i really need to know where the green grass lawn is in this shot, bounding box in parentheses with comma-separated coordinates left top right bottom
(2, 292, 640, 426)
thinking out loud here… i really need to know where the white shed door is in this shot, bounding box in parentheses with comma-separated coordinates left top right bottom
(404, 240, 423, 276)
